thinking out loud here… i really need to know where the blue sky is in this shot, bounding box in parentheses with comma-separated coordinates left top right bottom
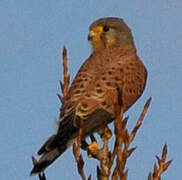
(0, 0, 182, 179)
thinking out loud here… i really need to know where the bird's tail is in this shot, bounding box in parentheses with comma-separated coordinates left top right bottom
(30, 134, 67, 176)
(30, 113, 77, 176)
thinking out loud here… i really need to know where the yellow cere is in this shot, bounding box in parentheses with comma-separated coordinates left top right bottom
(90, 26, 103, 36)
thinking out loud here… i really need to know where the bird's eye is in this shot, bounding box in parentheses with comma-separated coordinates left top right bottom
(103, 26, 109, 32)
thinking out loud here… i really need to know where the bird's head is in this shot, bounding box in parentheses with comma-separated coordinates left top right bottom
(88, 17, 135, 52)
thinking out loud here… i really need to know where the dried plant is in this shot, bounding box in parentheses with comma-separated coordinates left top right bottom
(73, 118, 87, 180)
(57, 46, 70, 103)
(87, 96, 152, 180)
(33, 47, 172, 180)
(147, 144, 172, 180)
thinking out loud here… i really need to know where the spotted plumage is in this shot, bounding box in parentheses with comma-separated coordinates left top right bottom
(30, 17, 147, 176)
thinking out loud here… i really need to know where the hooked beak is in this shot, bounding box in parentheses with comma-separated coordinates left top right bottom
(88, 33, 92, 41)
(88, 26, 103, 41)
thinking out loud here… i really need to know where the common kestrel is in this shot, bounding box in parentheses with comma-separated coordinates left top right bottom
(30, 17, 147, 176)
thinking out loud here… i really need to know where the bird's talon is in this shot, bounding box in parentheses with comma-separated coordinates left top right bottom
(88, 141, 99, 151)
(87, 141, 99, 158)
(81, 139, 89, 151)
(90, 134, 96, 142)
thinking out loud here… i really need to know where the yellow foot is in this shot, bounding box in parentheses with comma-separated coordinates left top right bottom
(87, 141, 99, 158)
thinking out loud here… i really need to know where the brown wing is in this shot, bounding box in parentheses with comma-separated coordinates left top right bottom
(75, 48, 147, 118)
(59, 52, 102, 120)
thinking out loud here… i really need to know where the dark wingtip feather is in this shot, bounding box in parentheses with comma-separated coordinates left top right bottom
(30, 161, 50, 176)
(30, 147, 66, 177)
(37, 134, 57, 155)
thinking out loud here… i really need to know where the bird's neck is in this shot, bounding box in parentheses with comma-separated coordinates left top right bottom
(92, 45, 136, 55)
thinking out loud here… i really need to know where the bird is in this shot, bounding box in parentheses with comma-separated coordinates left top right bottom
(30, 17, 147, 176)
